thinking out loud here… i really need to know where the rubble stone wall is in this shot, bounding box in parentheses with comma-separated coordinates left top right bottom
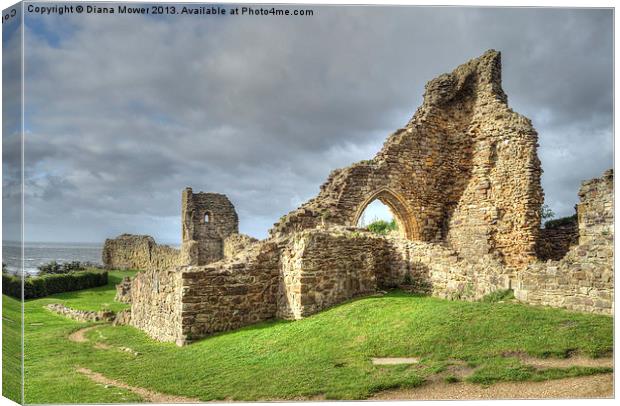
(46, 303, 116, 323)
(102, 234, 181, 270)
(387, 238, 508, 300)
(536, 218, 578, 261)
(515, 170, 613, 315)
(129, 269, 184, 344)
(115, 276, 133, 303)
(277, 229, 391, 319)
(177, 241, 281, 344)
(223, 233, 258, 259)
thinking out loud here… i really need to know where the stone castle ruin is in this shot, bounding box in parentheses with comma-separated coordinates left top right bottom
(104, 50, 613, 346)
(103, 188, 257, 271)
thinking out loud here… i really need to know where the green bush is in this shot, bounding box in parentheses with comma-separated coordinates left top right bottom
(38, 260, 91, 275)
(2, 271, 108, 299)
(2, 273, 22, 298)
(366, 219, 398, 235)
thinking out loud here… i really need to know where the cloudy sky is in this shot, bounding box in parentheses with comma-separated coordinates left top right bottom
(2, 4, 613, 244)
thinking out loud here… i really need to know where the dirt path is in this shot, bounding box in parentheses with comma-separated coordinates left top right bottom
(68, 326, 99, 343)
(518, 355, 613, 369)
(76, 367, 200, 403)
(372, 373, 613, 400)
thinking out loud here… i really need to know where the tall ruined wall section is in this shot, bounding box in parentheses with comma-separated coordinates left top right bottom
(102, 234, 181, 270)
(515, 170, 613, 314)
(129, 269, 184, 343)
(269, 50, 542, 267)
(181, 188, 239, 265)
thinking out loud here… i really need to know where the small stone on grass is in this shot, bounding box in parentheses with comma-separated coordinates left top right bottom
(372, 357, 420, 365)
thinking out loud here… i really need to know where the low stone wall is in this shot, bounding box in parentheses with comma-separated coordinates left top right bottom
(179, 241, 280, 344)
(515, 170, 613, 315)
(113, 309, 132, 326)
(388, 238, 509, 301)
(46, 303, 116, 322)
(102, 234, 181, 270)
(129, 269, 184, 344)
(278, 229, 391, 319)
(536, 218, 578, 261)
(128, 228, 514, 344)
(223, 233, 258, 259)
(515, 253, 613, 314)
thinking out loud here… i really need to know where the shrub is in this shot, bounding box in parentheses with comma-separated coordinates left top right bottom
(2, 273, 22, 298)
(367, 219, 398, 235)
(2, 271, 108, 299)
(38, 260, 85, 275)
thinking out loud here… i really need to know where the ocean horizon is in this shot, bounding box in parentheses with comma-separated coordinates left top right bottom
(1, 240, 180, 274)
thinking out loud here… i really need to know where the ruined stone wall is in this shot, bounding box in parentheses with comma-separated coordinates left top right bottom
(536, 218, 578, 261)
(102, 234, 181, 270)
(223, 233, 258, 259)
(515, 170, 613, 315)
(276, 228, 510, 321)
(577, 169, 613, 245)
(277, 228, 391, 319)
(129, 269, 184, 344)
(124, 52, 611, 346)
(387, 238, 508, 301)
(178, 241, 280, 344)
(269, 50, 542, 268)
(115, 276, 132, 303)
(181, 188, 239, 265)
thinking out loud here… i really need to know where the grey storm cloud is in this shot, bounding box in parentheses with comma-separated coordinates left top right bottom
(4, 5, 613, 243)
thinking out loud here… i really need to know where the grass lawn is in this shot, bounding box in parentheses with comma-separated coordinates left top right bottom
(2, 294, 22, 403)
(13, 270, 614, 403)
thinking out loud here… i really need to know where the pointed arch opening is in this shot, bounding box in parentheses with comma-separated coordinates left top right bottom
(353, 188, 420, 240)
(357, 200, 400, 236)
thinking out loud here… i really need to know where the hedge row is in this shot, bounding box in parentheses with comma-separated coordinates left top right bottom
(2, 271, 108, 299)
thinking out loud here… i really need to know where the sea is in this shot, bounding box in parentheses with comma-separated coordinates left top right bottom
(2, 241, 104, 275)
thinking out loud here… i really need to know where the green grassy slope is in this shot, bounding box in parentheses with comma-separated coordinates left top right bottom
(2, 294, 22, 403)
(18, 270, 613, 403)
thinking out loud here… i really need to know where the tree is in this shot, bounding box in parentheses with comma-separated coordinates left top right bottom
(541, 204, 555, 222)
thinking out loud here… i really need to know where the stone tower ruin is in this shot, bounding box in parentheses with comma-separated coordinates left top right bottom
(180, 188, 239, 265)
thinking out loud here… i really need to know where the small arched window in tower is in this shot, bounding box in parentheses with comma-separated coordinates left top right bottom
(204, 212, 211, 224)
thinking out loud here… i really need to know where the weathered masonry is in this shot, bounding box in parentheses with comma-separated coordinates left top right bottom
(115, 50, 613, 345)
(103, 189, 254, 269)
(269, 49, 543, 269)
(180, 188, 240, 265)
